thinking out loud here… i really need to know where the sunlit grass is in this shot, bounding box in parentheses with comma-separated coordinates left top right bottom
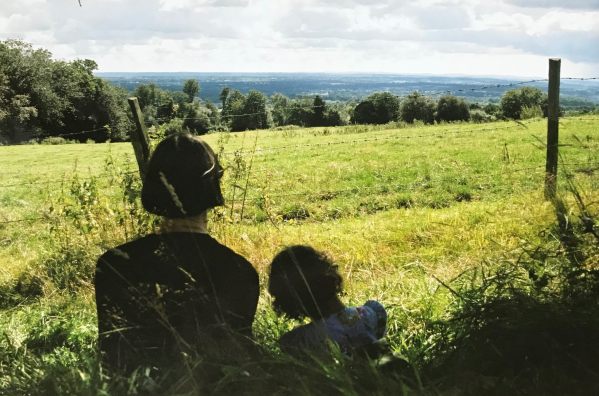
(0, 116, 598, 394)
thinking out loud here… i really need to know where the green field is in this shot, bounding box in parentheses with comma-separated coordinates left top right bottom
(1, 117, 598, 394)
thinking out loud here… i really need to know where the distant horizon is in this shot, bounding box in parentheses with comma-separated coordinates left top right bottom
(99, 71, 599, 104)
(95, 71, 551, 80)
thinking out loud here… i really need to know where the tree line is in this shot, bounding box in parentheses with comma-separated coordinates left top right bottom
(1, 40, 594, 144)
(133, 83, 555, 136)
(0, 40, 133, 144)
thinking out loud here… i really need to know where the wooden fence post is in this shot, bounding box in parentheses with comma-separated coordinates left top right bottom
(128, 97, 152, 179)
(544, 58, 561, 200)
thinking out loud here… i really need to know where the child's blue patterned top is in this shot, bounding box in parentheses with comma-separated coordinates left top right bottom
(280, 300, 387, 354)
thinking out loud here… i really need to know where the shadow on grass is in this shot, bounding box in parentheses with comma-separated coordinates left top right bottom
(420, 195, 599, 395)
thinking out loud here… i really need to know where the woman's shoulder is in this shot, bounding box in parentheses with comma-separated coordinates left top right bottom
(200, 235, 257, 274)
(97, 233, 257, 284)
(201, 234, 249, 260)
(98, 234, 161, 265)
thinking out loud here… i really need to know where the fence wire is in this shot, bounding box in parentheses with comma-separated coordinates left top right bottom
(2, 84, 597, 226)
(1, 117, 596, 190)
(219, 121, 538, 157)
(225, 162, 598, 203)
(1, 159, 597, 227)
(420, 76, 599, 97)
(0, 119, 540, 189)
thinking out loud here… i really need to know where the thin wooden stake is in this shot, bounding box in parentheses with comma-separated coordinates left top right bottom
(128, 97, 152, 179)
(545, 58, 561, 200)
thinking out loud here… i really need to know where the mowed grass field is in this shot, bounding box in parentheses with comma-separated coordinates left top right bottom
(0, 116, 598, 394)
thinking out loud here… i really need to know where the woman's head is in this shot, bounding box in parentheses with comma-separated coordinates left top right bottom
(141, 133, 224, 218)
(268, 245, 343, 320)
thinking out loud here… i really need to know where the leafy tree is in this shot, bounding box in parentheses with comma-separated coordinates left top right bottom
(310, 95, 326, 126)
(0, 93, 38, 142)
(270, 93, 290, 126)
(369, 92, 400, 123)
(183, 79, 200, 103)
(470, 109, 495, 123)
(182, 103, 211, 135)
(205, 101, 220, 126)
(0, 41, 64, 137)
(351, 100, 377, 124)
(60, 62, 131, 141)
(483, 103, 500, 116)
(0, 69, 37, 141)
(133, 83, 178, 127)
(500, 87, 547, 120)
(520, 105, 543, 119)
(221, 90, 271, 131)
(219, 87, 231, 109)
(324, 108, 344, 126)
(271, 95, 340, 128)
(142, 105, 158, 126)
(0, 40, 132, 142)
(287, 99, 313, 127)
(93, 82, 133, 141)
(133, 84, 171, 110)
(160, 118, 185, 137)
(241, 90, 270, 131)
(170, 91, 189, 109)
(223, 89, 246, 131)
(436, 95, 470, 122)
(156, 98, 176, 122)
(351, 92, 400, 124)
(399, 92, 435, 124)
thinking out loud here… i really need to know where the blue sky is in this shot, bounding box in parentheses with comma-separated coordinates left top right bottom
(1, 0, 598, 77)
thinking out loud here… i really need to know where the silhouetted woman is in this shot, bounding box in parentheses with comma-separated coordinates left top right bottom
(95, 133, 259, 375)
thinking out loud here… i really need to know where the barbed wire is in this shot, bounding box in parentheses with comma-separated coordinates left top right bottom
(420, 79, 549, 96)
(561, 162, 599, 167)
(2, 76, 596, 225)
(3, 116, 597, 189)
(2, 160, 597, 226)
(4, 114, 595, 180)
(225, 162, 599, 203)
(227, 173, 537, 203)
(39, 125, 110, 140)
(147, 105, 328, 126)
(146, 100, 598, 130)
(42, 110, 597, 143)
(560, 117, 599, 122)
(218, 122, 532, 157)
(0, 166, 135, 180)
(0, 217, 48, 225)
(0, 170, 138, 189)
(0, 163, 599, 225)
(562, 77, 599, 81)
(0, 121, 535, 189)
(418, 76, 599, 97)
(145, 99, 353, 122)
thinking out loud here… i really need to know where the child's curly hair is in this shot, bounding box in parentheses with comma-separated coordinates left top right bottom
(268, 245, 343, 320)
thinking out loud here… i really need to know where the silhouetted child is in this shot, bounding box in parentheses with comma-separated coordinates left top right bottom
(268, 245, 387, 357)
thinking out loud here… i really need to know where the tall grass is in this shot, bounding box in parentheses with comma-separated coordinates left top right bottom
(0, 117, 598, 394)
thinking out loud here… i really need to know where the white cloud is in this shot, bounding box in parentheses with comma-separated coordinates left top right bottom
(159, 0, 249, 11)
(504, 0, 599, 10)
(0, 0, 597, 76)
